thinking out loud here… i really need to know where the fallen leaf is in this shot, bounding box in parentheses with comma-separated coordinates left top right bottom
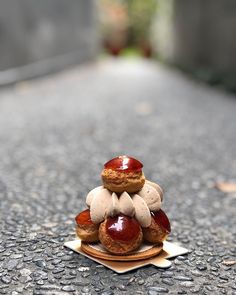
(135, 102, 152, 116)
(215, 182, 236, 193)
(223, 260, 236, 266)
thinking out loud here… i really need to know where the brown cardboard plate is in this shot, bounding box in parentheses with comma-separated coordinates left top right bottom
(81, 241, 163, 261)
(64, 239, 190, 274)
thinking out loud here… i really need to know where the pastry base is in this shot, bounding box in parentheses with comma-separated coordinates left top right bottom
(81, 241, 163, 261)
(64, 239, 190, 273)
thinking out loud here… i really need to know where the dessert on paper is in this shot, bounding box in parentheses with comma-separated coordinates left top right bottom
(74, 156, 171, 259)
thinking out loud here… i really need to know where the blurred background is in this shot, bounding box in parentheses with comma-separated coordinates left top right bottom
(0, 0, 236, 91)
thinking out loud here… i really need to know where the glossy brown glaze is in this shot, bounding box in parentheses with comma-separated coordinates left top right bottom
(151, 209, 171, 233)
(75, 209, 93, 225)
(106, 214, 140, 242)
(104, 156, 143, 172)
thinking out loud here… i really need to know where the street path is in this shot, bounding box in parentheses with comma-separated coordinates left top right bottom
(0, 59, 235, 294)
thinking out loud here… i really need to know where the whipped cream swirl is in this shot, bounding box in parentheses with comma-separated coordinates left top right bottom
(86, 180, 163, 227)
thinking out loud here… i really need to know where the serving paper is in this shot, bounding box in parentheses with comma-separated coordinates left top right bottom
(64, 239, 189, 274)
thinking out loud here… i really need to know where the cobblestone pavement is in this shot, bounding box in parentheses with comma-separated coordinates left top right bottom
(0, 59, 236, 294)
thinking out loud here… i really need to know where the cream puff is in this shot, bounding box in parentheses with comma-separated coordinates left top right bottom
(142, 209, 171, 244)
(75, 209, 99, 242)
(101, 156, 145, 193)
(99, 214, 143, 254)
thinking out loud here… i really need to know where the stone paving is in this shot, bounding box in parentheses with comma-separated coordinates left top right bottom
(0, 59, 235, 294)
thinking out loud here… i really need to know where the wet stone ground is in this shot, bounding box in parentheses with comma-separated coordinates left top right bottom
(0, 59, 235, 294)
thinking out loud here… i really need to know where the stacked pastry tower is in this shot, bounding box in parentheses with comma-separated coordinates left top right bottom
(75, 156, 171, 255)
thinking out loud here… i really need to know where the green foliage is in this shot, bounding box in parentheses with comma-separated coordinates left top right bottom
(121, 47, 142, 57)
(126, 0, 158, 43)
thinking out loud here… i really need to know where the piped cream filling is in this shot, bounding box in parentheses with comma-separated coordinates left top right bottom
(87, 180, 162, 227)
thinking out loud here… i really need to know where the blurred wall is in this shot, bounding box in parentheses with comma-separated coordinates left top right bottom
(153, 0, 236, 89)
(0, 0, 98, 83)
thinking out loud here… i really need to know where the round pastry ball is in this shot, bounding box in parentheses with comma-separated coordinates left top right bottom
(99, 214, 143, 254)
(101, 156, 145, 193)
(143, 209, 171, 244)
(75, 209, 99, 242)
